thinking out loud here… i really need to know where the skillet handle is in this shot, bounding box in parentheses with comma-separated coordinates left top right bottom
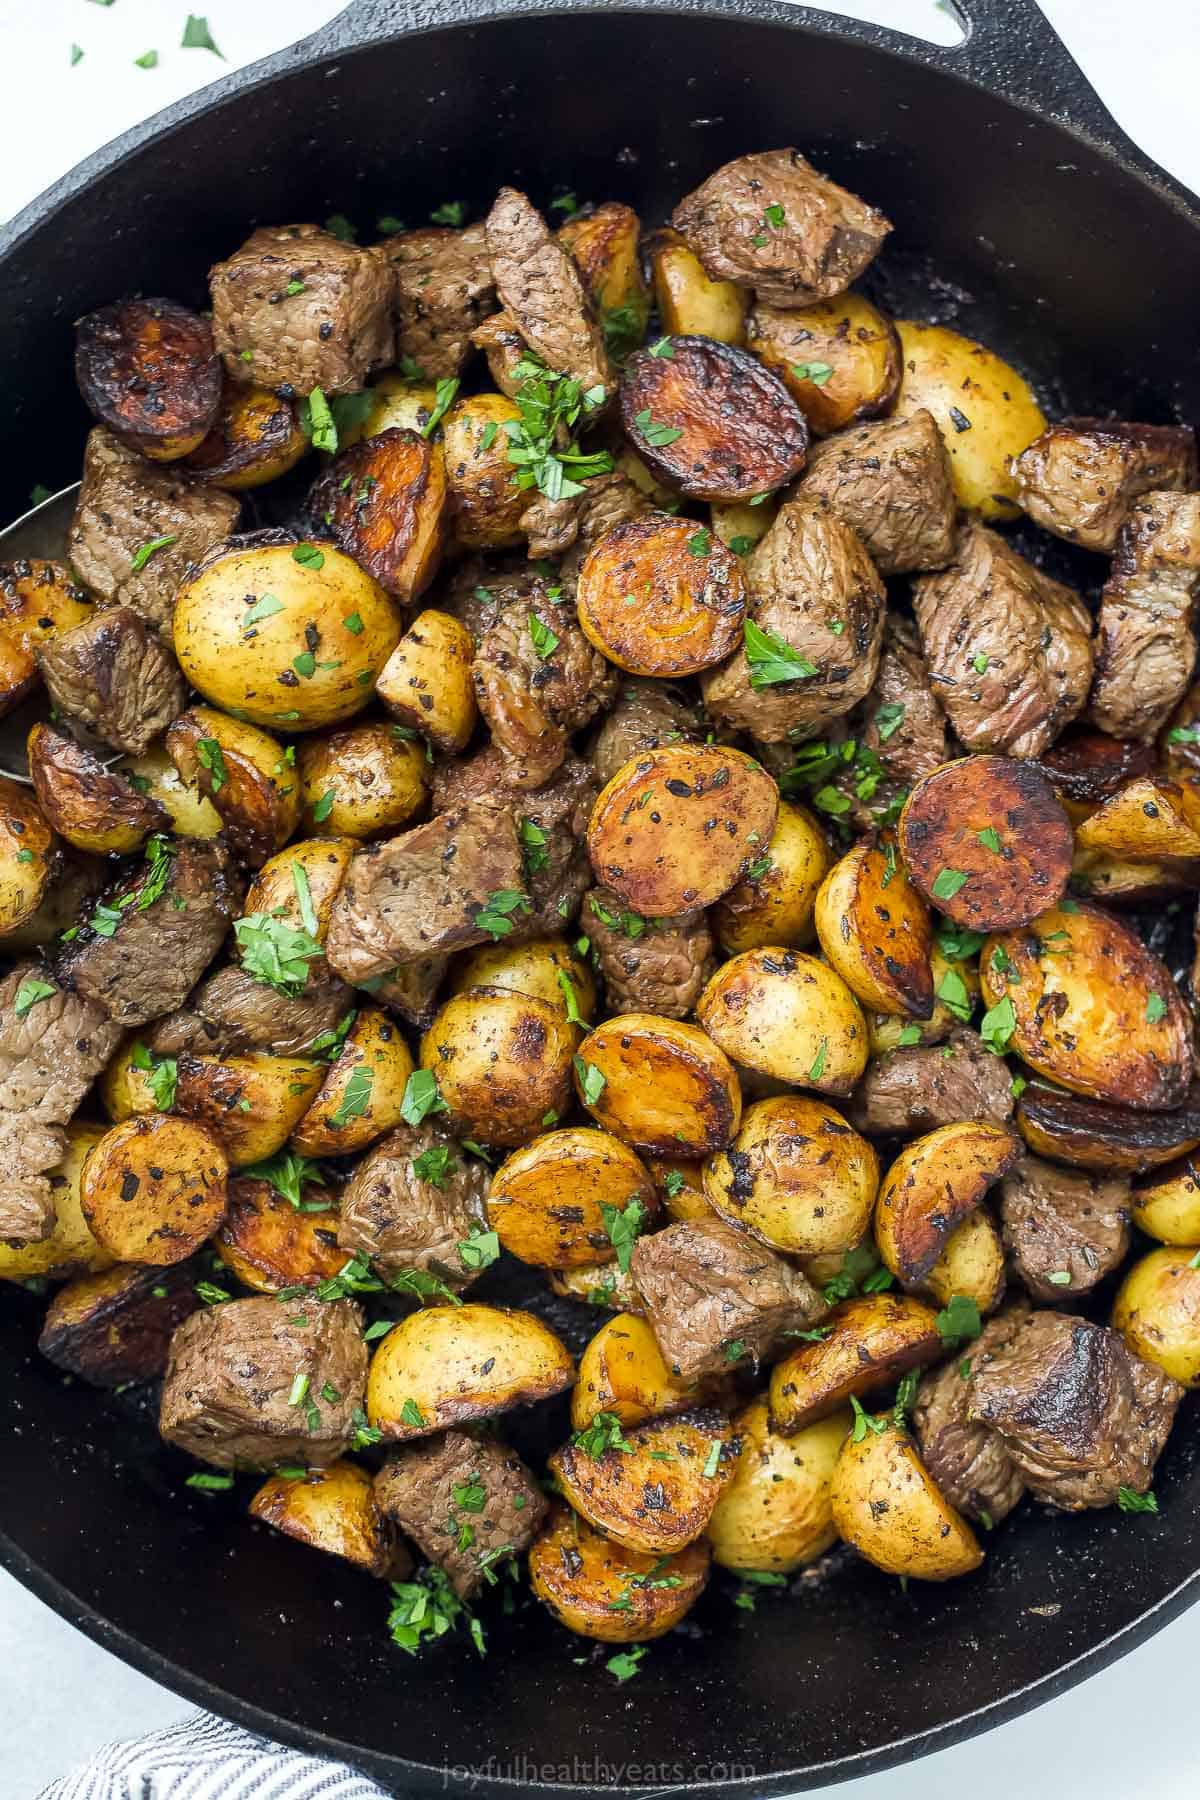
(943, 0, 1138, 145)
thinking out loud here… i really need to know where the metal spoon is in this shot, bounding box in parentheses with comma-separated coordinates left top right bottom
(0, 484, 80, 784)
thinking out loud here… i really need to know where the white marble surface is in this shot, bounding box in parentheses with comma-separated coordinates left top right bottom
(1, 1, 1199, 1795)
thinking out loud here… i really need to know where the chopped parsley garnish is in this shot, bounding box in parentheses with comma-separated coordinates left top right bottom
(601, 1195, 648, 1273)
(808, 1039, 828, 1082)
(875, 702, 906, 742)
(430, 200, 466, 227)
(980, 994, 1017, 1055)
(702, 1439, 724, 1478)
(648, 336, 674, 358)
(292, 543, 325, 571)
(634, 407, 683, 448)
(977, 826, 1002, 853)
(573, 1411, 633, 1458)
(896, 1024, 922, 1047)
(930, 867, 968, 901)
(130, 535, 177, 573)
(400, 1070, 449, 1128)
(186, 1471, 234, 1491)
(687, 527, 712, 558)
(892, 1370, 920, 1430)
(789, 361, 834, 385)
(518, 816, 549, 875)
(936, 968, 972, 1023)
(822, 1243, 894, 1305)
(473, 888, 532, 939)
(420, 375, 460, 439)
(504, 354, 612, 501)
(1146, 992, 1168, 1023)
(850, 1396, 888, 1442)
(130, 1041, 178, 1112)
(312, 788, 335, 824)
(936, 922, 985, 961)
(303, 386, 338, 453)
(411, 1145, 456, 1188)
(1046, 1270, 1072, 1286)
(458, 1226, 500, 1271)
(606, 1645, 648, 1682)
(194, 737, 228, 794)
(662, 1170, 686, 1199)
(744, 618, 817, 687)
(330, 1065, 374, 1129)
(528, 612, 560, 659)
(400, 1398, 427, 1429)
(934, 1294, 982, 1347)
(1117, 1486, 1158, 1515)
(235, 912, 323, 996)
(388, 1564, 485, 1657)
(242, 592, 284, 627)
(556, 968, 586, 1026)
(13, 978, 55, 1019)
(242, 1149, 326, 1209)
(574, 1055, 607, 1107)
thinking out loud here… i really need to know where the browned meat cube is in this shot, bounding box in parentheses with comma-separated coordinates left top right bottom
(484, 188, 612, 395)
(844, 1028, 1015, 1138)
(159, 1296, 367, 1470)
(1013, 419, 1198, 553)
(209, 223, 393, 396)
(473, 591, 617, 789)
(337, 1125, 490, 1287)
(558, 472, 649, 594)
(585, 886, 714, 1020)
(798, 409, 958, 575)
(853, 616, 949, 791)
(913, 1300, 1030, 1525)
(999, 1156, 1131, 1302)
(149, 965, 353, 1059)
(38, 1262, 201, 1386)
(36, 606, 186, 755)
(588, 680, 702, 789)
(374, 1430, 547, 1597)
(369, 958, 448, 1033)
(377, 223, 496, 380)
(1089, 492, 1200, 741)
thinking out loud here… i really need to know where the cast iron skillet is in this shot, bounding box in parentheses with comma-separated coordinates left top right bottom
(1, 1, 1199, 1793)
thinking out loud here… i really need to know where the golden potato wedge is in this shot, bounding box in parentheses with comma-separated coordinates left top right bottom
(375, 609, 477, 754)
(449, 934, 596, 1026)
(0, 559, 93, 716)
(573, 1013, 741, 1157)
(28, 723, 166, 856)
(488, 1128, 654, 1269)
(547, 1260, 645, 1313)
(746, 292, 900, 435)
(588, 743, 778, 917)
(768, 1295, 942, 1434)
(250, 1461, 407, 1578)
(339, 373, 444, 446)
(1016, 1084, 1200, 1175)
(571, 1312, 718, 1430)
(1074, 775, 1200, 867)
(559, 202, 651, 357)
(711, 497, 777, 555)
(420, 987, 577, 1148)
(80, 1114, 228, 1266)
(442, 393, 527, 550)
(0, 775, 56, 936)
(867, 944, 979, 1053)
(75, 297, 221, 460)
(167, 705, 300, 865)
(184, 385, 308, 489)
(696, 947, 868, 1096)
(576, 512, 746, 678)
(649, 228, 747, 345)
(173, 1052, 325, 1167)
(830, 1420, 984, 1581)
(117, 744, 223, 840)
(980, 900, 1192, 1109)
(365, 1302, 574, 1438)
(920, 1207, 1006, 1313)
(1132, 1156, 1200, 1245)
(530, 1503, 708, 1642)
(704, 1095, 878, 1256)
(37, 1261, 200, 1385)
(875, 1121, 1020, 1285)
(1070, 851, 1195, 907)
(707, 1399, 851, 1572)
(297, 721, 430, 840)
(241, 836, 357, 946)
(550, 1407, 735, 1553)
(1112, 1248, 1200, 1387)
(290, 1008, 415, 1156)
(712, 799, 831, 954)
(648, 1156, 713, 1224)
(814, 836, 933, 1018)
(308, 429, 447, 605)
(98, 1036, 166, 1123)
(214, 1176, 344, 1295)
(0, 1124, 113, 1284)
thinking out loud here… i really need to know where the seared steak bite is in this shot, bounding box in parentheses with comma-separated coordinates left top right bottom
(484, 187, 612, 395)
(845, 1027, 1015, 1137)
(631, 1217, 827, 1381)
(854, 616, 949, 790)
(374, 1430, 547, 1597)
(209, 223, 394, 396)
(1089, 491, 1200, 741)
(585, 886, 714, 1020)
(1013, 419, 1198, 553)
(797, 409, 958, 575)
(557, 471, 649, 594)
(473, 588, 618, 789)
(672, 148, 890, 307)
(913, 521, 1093, 757)
(148, 964, 353, 1059)
(159, 1296, 368, 1470)
(337, 1125, 490, 1287)
(913, 1301, 1030, 1525)
(589, 680, 701, 789)
(377, 222, 496, 379)
(967, 1310, 1183, 1510)
(36, 606, 186, 755)
(999, 1156, 1131, 1302)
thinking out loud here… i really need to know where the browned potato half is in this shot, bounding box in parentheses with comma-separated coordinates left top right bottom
(450, 935, 596, 1025)
(707, 1399, 851, 1572)
(167, 705, 300, 865)
(173, 1052, 325, 1167)
(815, 836, 933, 1017)
(0, 1124, 113, 1284)
(746, 292, 900, 435)
(898, 757, 1073, 931)
(571, 1312, 719, 1430)
(559, 201, 650, 353)
(442, 393, 527, 550)
(290, 1008, 415, 1156)
(250, 1460, 407, 1579)
(308, 429, 447, 605)
(1070, 851, 1194, 907)
(0, 775, 56, 935)
(875, 1121, 1019, 1285)
(184, 385, 308, 489)
(830, 1420, 984, 1581)
(547, 1260, 644, 1312)
(1132, 1155, 1200, 1245)
(340, 373, 443, 447)
(551, 1407, 734, 1554)
(1074, 775, 1200, 867)
(648, 1156, 714, 1223)
(214, 1176, 345, 1294)
(704, 1094, 878, 1256)
(365, 1302, 574, 1438)
(648, 228, 747, 345)
(297, 722, 430, 839)
(712, 799, 830, 954)
(0, 559, 93, 715)
(1112, 1248, 1200, 1387)
(488, 1128, 655, 1268)
(119, 744, 224, 841)
(920, 1207, 1006, 1313)
(98, 1036, 158, 1123)
(588, 743, 778, 916)
(530, 1503, 709, 1642)
(1017, 1084, 1200, 1175)
(28, 723, 166, 856)
(80, 1114, 228, 1266)
(573, 1013, 741, 1157)
(980, 900, 1193, 1109)
(769, 1295, 942, 1433)
(75, 297, 221, 460)
(867, 944, 978, 1053)
(37, 1262, 200, 1386)
(711, 496, 777, 555)
(576, 512, 746, 677)
(696, 948, 868, 1096)
(241, 836, 357, 946)
(420, 987, 577, 1148)
(620, 335, 808, 501)
(375, 609, 477, 754)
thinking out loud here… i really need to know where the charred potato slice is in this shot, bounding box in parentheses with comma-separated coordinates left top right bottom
(121, 744, 224, 840)
(37, 1262, 200, 1385)
(707, 1399, 851, 1572)
(375, 609, 477, 754)
(242, 836, 357, 946)
(1016, 1084, 1200, 1175)
(875, 1121, 1020, 1285)
(290, 1007, 415, 1156)
(573, 1013, 741, 1157)
(28, 723, 166, 856)
(830, 1421, 984, 1581)
(0, 559, 93, 716)
(297, 722, 430, 839)
(167, 705, 300, 865)
(648, 1157, 714, 1223)
(366, 1302, 574, 1438)
(815, 836, 933, 1017)
(588, 743, 778, 916)
(214, 1176, 345, 1294)
(1074, 776, 1200, 866)
(1112, 1248, 1200, 1387)
(488, 1128, 655, 1269)
(550, 1408, 735, 1553)
(75, 297, 221, 460)
(648, 228, 747, 345)
(696, 947, 868, 1096)
(920, 1207, 1006, 1313)
(620, 335, 808, 502)
(704, 1095, 878, 1256)
(559, 202, 651, 355)
(0, 1124, 113, 1283)
(981, 900, 1193, 1109)
(746, 291, 900, 435)
(576, 512, 746, 677)
(530, 1503, 708, 1642)
(449, 934, 596, 1023)
(571, 1312, 716, 1429)
(250, 1460, 407, 1579)
(712, 799, 830, 954)
(173, 1052, 325, 1167)
(308, 429, 447, 605)
(0, 776, 56, 935)
(184, 385, 308, 489)
(420, 987, 578, 1148)
(79, 1114, 228, 1266)
(769, 1295, 942, 1433)
(442, 393, 527, 550)
(1132, 1156, 1200, 1245)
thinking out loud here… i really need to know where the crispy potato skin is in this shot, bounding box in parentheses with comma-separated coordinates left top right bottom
(576, 512, 746, 677)
(648, 229, 747, 344)
(375, 609, 477, 754)
(37, 1262, 200, 1386)
(340, 375, 443, 446)
(529, 1503, 709, 1642)
(308, 428, 447, 605)
(549, 1408, 735, 1553)
(1112, 1248, 1200, 1387)
(707, 1399, 850, 1572)
(0, 560, 93, 717)
(899, 757, 1074, 931)
(1017, 1085, 1200, 1174)
(573, 1013, 741, 1157)
(875, 1121, 1020, 1285)
(815, 837, 933, 1018)
(830, 1422, 984, 1581)
(173, 1053, 324, 1167)
(1132, 1156, 1200, 1244)
(697, 947, 868, 1095)
(167, 705, 300, 865)
(0, 1124, 114, 1284)
(588, 743, 778, 917)
(1074, 776, 1200, 868)
(559, 202, 651, 352)
(0, 776, 56, 935)
(28, 723, 167, 856)
(290, 1008, 414, 1157)
(121, 745, 224, 841)
(747, 292, 900, 435)
(571, 1312, 718, 1429)
(214, 1177, 345, 1294)
(75, 297, 221, 460)
(365, 1302, 574, 1437)
(981, 901, 1193, 1110)
(920, 1207, 1006, 1312)
(450, 936, 596, 1023)
(184, 386, 308, 489)
(769, 1295, 942, 1433)
(80, 1115, 228, 1266)
(442, 394, 527, 550)
(704, 1094, 878, 1256)
(420, 986, 578, 1148)
(250, 1460, 407, 1579)
(297, 723, 430, 840)
(488, 1128, 655, 1268)
(242, 837, 357, 945)
(649, 1156, 716, 1223)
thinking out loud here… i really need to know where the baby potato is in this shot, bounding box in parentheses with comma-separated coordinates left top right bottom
(1074, 776, 1200, 867)
(696, 947, 868, 1096)
(746, 291, 900, 435)
(450, 935, 596, 1025)
(530, 1503, 709, 1642)
(339, 373, 443, 446)
(297, 721, 430, 840)
(250, 1460, 407, 1579)
(1070, 852, 1193, 907)
(815, 836, 933, 1017)
(573, 1013, 741, 1157)
(173, 540, 401, 732)
(75, 296, 221, 460)
(442, 393, 527, 550)
(875, 1121, 1020, 1285)
(290, 1009, 414, 1156)
(29, 723, 166, 856)
(576, 512, 746, 677)
(1132, 1156, 1200, 1245)
(547, 1260, 645, 1313)
(711, 497, 777, 554)
(571, 1312, 718, 1430)
(550, 1407, 735, 1554)
(120, 745, 223, 840)
(769, 1295, 942, 1434)
(588, 743, 778, 917)
(648, 1156, 713, 1223)
(707, 1399, 851, 1573)
(242, 836, 357, 946)
(80, 1114, 228, 1266)
(0, 775, 56, 935)
(489, 1128, 655, 1269)
(920, 1207, 1006, 1313)
(98, 1036, 159, 1122)
(366, 1302, 574, 1438)
(704, 1095, 878, 1256)
(980, 900, 1193, 1110)
(830, 1421, 984, 1581)
(37, 1261, 200, 1386)
(559, 201, 650, 351)
(421, 987, 577, 1147)
(184, 385, 308, 489)
(892, 320, 1046, 520)
(867, 945, 978, 1053)
(1113, 1248, 1200, 1387)
(898, 757, 1074, 931)
(376, 609, 477, 754)
(308, 429, 447, 605)
(214, 1176, 345, 1294)
(0, 1124, 113, 1283)
(0, 558, 93, 715)
(1016, 1084, 1200, 1175)
(712, 799, 831, 954)
(649, 228, 747, 345)
(167, 705, 300, 865)
(173, 1052, 325, 1167)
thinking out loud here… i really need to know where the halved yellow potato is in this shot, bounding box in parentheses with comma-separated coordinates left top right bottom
(173, 1052, 325, 1167)
(747, 291, 900, 435)
(703, 1094, 877, 1256)
(0, 776, 57, 935)
(290, 1008, 414, 1156)
(769, 1295, 942, 1434)
(920, 1207, 1006, 1313)
(529, 1503, 709, 1642)
(488, 1129, 655, 1269)
(711, 800, 830, 954)
(214, 1177, 344, 1295)
(241, 837, 357, 946)
(706, 1399, 851, 1572)
(815, 836, 933, 1017)
(1132, 1156, 1200, 1245)
(375, 609, 477, 754)
(249, 1460, 407, 1578)
(571, 1312, 719, 1430)
(0, 1123, 113, 1284)
(449, 935, 596, 1024)
(830, 1420, 984, 1580)
(365, 1302, 575, 1438)
(297, 722, 430, 840)
(79, 1115, 228, 1266)
(550, 1408, 735, 1554)
(874, 1121, 1020, 1285)
(696, 948, 868, 1096)
(420, 987, 578, 1148)
(1112, 1248, 1200, 1387)
(649, 227, 747, 344)
(167, 705, 300, 865)
(572, 1013, 741, 1157)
